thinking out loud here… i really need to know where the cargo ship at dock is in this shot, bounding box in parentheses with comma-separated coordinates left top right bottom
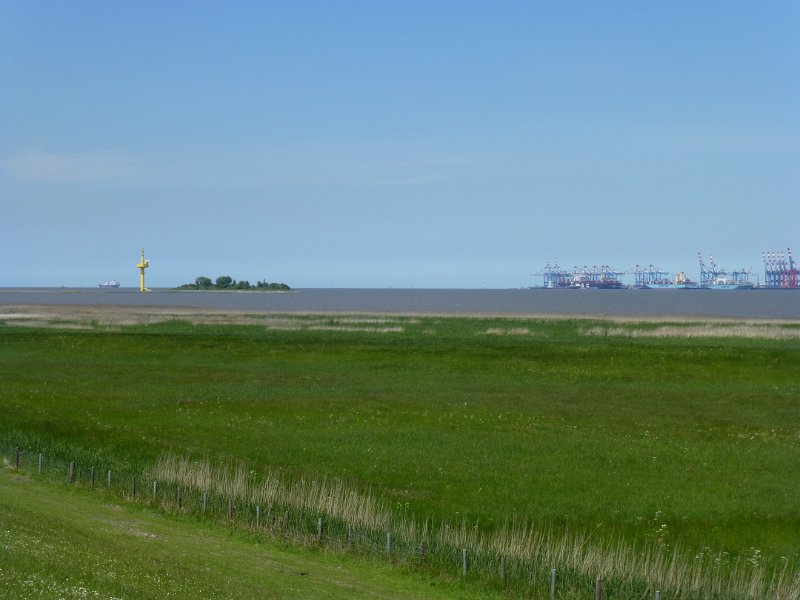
(538, 261, 627, 289)
(568, 276, 627, 289)
(703, 278, 755, 290)
(698, 253, 756, 290)
(642, 272, 699, 290)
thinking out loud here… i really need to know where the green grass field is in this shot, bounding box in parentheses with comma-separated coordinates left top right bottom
(0, 467, 501, 600)
(1, 313, 798, 597)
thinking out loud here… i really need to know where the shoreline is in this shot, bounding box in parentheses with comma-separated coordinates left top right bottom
(2, 287, 799, 321)
(1, 303, 799, 327)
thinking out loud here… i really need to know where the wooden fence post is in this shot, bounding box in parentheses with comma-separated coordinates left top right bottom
(107, 469, 112, 486)
(68, 462, 75, 484)
(655, 592, 661, 600)
(256, 505, 261, 528)
(153, 480, 158, 498)
(347, 525, 353, 549)
(38, 453, 43, 474)
(462, 548, 468, 576)
(317, 517, 323, 541)
(550, 568, 557, 598)
(595, 577, 602, 600)
(90, 466, 95, 486)
(386, 532, 392, 555)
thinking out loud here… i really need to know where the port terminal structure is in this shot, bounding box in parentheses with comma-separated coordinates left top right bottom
(697, 253, 755, 288)
(537, 260, 627, 289)
(535, 249, 797, 289)
(536, 260, 699, 289)
(762, 248, 798, 289)
(632, 265, 670, 288)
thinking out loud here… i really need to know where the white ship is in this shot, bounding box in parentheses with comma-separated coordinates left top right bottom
(705, 277, 754, 290)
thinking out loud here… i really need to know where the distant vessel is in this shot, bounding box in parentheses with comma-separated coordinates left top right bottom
(98, 280, 120, 288)
(704, 277, 755, 290)
(643, 272, 699, 290)
(569, 276, 626, 289)
(538, 261, 627, 289)
(698, 253, 755, 290)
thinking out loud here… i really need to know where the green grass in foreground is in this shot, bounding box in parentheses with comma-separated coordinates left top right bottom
(0, 315, 798, 591)
(0, 466, 498, 600)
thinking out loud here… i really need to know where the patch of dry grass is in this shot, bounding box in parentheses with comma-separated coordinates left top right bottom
(0, 306, 414, 334)
(307, 325, 405, 333)
(482, 327, 533, 336)
(581, 324, 800, 340)
(2, 304, 798, 332)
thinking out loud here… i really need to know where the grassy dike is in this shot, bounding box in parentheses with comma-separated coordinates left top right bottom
(0, 467, 497, 600)
(1, 313, 798, 597)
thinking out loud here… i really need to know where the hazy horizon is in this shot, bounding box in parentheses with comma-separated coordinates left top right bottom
(3, 2, 798, 288)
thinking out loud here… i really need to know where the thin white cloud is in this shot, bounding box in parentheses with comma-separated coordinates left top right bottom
(274, 157, 470, 188)
(1, 150, 141, 182)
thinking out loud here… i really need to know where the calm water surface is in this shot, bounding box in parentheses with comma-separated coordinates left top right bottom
(1, 288, 798, 320)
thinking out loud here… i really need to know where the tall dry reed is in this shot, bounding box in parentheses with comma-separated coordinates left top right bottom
(148, 454, 798, 599)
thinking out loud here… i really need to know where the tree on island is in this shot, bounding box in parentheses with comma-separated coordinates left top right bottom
(178, 276, 290, 291)
(215, 275, 233, 288)
(256, 280, 290, 290)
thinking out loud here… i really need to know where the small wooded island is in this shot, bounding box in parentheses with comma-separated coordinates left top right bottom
(178, 276, 290, 291)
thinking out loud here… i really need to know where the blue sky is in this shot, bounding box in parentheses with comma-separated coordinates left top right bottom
(2, 1, 798, 288)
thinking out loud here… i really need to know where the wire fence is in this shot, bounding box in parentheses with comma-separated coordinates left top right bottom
(4, 443, 789, 600)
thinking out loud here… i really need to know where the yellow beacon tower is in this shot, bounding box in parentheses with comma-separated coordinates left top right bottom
(136, 247, 150, 292)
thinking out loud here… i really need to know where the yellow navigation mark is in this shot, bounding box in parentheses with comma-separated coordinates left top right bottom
(136, 247, 150, 292)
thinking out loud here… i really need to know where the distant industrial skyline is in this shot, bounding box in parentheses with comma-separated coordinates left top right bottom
(2, 2, 798, 288)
